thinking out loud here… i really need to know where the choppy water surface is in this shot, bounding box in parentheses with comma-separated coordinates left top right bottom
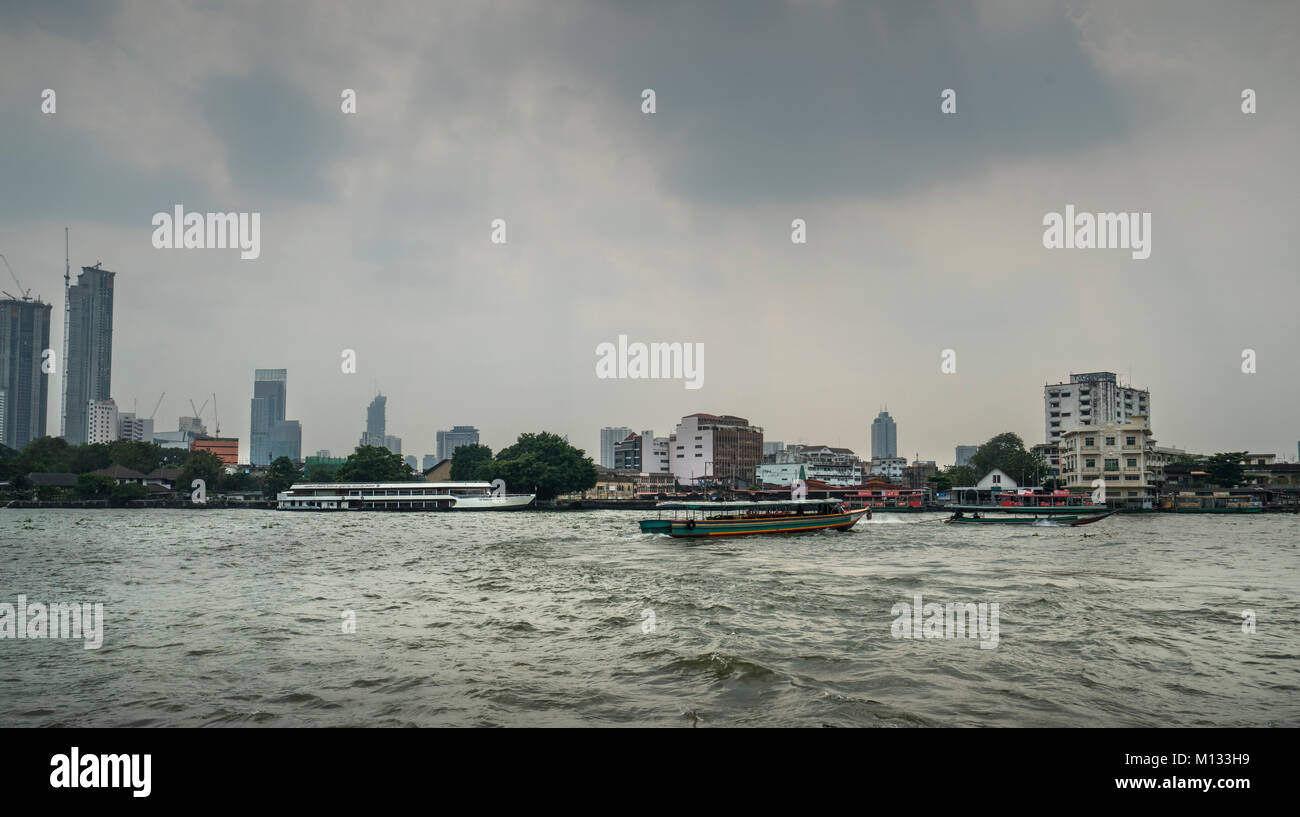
(1, 509, 1296, 727)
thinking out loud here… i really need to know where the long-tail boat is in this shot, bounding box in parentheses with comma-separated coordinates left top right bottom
(639, 499, 871, 538)
(942, 505, 1115, 526)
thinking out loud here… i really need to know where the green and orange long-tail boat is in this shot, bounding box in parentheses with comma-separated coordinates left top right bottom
(638, 500, 872, 539)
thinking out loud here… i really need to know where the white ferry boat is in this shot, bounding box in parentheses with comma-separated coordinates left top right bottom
(276, 482, 535, 511)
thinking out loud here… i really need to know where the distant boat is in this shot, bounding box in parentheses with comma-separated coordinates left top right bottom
(943, 504, 1115, 526)
(941, 486, 1115, 526)
(639, 499, 871, 538)
(277, 482, 535, 511)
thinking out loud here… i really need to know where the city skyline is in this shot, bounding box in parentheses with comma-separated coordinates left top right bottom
(1, 2, 1296, 464)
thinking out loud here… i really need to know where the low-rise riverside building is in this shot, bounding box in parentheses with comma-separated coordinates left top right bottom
(1059, 416, 1159, 509)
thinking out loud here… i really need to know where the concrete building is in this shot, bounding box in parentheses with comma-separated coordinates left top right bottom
(192, 437, 239, 466)
(384, 434, 402, 455)
(61, 264, 116, 445)
(0, 297, 52, 450)
(955, 445, 978, 467)
(902, 460, 938, 489)
(316, 449, 331, 458)
(178, 415, 206, 436)
(763, 441, 785, 458)
(614, 430, 669, 474)
(250, 369, 288, 465)
(1044, 371, 1149, 445)
(869, 456, 907, 484)
(436, 425, 480, 461)
(770, 444, 863, 485)
(1058, 416, 1158, 508)
(599, 426, 633, 469)
(422, 454, 437, 472)
(1031, 442, 1060, 478)
(404, 455, 418, 472)
(871, 410, 897, 459)
(269, 419, 302, 463)
(117, 411, 154, 443)
(87, 398, 118, 444)
(669, 413, 763, 489)
(975, 468, 1017, 491)
(358, 393, 387, 448)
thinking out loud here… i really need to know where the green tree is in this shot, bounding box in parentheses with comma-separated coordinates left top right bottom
(481, 432, 597, 501)
(264, 456, 301, 498)
(449, 443, 493, 480)
(928, 470, 954, 492)
(19, 436, 74, 474)
(220, 469, 261, 493)
(108, 440, 161, 474)
(109, 481, 148, 507)
(940, 464, 977, 489)
(69, 443, 112, 474)
(178, 449, 225, 498)
(1204, 452, 1246, 488)
(968, 432, 1046, 486)
(75, 473, 117, 499)
(336, 445, 415, 482)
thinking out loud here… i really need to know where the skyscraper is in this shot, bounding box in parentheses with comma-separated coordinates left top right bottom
(250, 369, 288, 465)
(436, 425, 479, 461)
(360, 393, 386, 447)
(871, 410, 897, 459)
(269, 419, 302, 463)
(600, 426, 632, 469)
(61, 264, 115, 445)
(0, 296, 52, 450)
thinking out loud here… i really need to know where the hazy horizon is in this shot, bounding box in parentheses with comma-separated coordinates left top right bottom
(2, 0, 1297, 465)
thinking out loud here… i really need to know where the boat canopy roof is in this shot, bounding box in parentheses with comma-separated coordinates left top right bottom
(944, 504, 1097, 514)
(654, 499, 840, 510)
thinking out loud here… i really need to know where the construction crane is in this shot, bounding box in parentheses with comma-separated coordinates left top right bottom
(0, 253, 34, 301)
(212, 393, 220, 436)
(189, 397, 210, 421)
(148, 392, 165, 420)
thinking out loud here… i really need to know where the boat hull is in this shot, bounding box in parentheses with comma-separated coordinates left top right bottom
(640, 507, 871, 538)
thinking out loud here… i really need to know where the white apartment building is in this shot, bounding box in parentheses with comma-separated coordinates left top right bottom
(1044, 371, 1149, 444)
(117, 411, 154, 443)
(1059, 416, 1158, 507)
(87, 398, 119, 445)
(668, 413, 763, 488)
(869, 456, 907, 484)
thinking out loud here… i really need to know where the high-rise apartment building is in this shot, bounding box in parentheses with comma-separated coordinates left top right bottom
(600, 426, 633, 469)
(436, 425, 480, 461)
(0, 296, 52, 450)
(1044, 371, 1149, 444)
(87, 398, 119, 444)
(61, 264, 115, 445)
(360, 393, 387, 447)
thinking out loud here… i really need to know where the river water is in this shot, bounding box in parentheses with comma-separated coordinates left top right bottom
(1, 509, 1296, 727)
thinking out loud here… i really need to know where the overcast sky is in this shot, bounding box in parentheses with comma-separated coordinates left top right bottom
(2, 0, 1297, 464)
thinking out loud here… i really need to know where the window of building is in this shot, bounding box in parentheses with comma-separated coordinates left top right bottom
(1104, 459, 1119, 471)
(1106, 437, 1116, 446)
(1127, 458, 1137, 468)
(1085, 437, 1095, 446)
(1086, 458, 1096, 468)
